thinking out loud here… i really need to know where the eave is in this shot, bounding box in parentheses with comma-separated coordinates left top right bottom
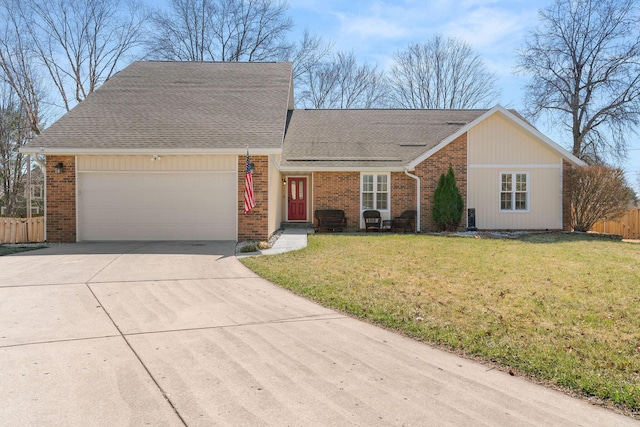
(20, 147, 284, 156)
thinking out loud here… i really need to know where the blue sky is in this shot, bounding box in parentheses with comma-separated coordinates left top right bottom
(285, 0, 640, 191)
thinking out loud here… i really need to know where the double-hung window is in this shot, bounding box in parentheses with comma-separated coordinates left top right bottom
(500, 172, 528, 211)
(361, 173, 389, 210)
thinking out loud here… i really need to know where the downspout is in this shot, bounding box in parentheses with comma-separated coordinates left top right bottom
(404, 169, 420, 232)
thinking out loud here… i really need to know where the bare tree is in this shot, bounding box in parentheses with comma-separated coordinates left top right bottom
(0, 0, 44, 135)
(282, 29, 333, 83)
(147, 0, 293, 62)
(13, 0, 149, 112)
(570, 165, 634, 231)
(0, 86, 30, 216)
(388, 35, 498, 109)
(298, 51, 388, 109)
(517, 0, 640, 164)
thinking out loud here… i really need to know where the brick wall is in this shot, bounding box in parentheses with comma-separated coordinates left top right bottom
(562, 159, 573, 231)
(46, 156, 76, 243)
(390, 172, 417, 217)
(414, 133, 467, 232)
(238, 155, 269, 241)
(313, 172, 361, 230)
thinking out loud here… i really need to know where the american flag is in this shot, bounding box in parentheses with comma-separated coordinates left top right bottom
(244, 149, 256, 215)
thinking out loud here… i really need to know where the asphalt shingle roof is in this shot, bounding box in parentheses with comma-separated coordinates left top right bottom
(28, 61, 293, 152)
(281, 109, 489, 169)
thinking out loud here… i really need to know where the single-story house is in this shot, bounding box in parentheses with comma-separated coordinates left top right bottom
(21, 61, 585, 243)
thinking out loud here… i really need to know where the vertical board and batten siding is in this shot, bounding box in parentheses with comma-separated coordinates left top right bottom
(467, 113, 563, 230)
(76, 155, 237, 241)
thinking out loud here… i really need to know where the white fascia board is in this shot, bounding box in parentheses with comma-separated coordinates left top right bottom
(406, 104, 586, 169)
(19, 147, 283, 156)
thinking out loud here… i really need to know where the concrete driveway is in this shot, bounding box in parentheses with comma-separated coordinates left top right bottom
(0, 242, 636, 426)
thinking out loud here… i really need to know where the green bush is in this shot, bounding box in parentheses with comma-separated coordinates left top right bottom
(432, 165, 464, 231)
(240, 244, 259, 253)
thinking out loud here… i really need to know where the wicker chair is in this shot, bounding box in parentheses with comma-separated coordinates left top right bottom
(392, 210, 417, 233)
(363, 210, 382, 232)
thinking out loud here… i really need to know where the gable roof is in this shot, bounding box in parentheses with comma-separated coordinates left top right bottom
(280, 105, 584, 171)
(23, 61, 293, 155)
(281, 109, 488, 170)
(406, 105, 585, 169)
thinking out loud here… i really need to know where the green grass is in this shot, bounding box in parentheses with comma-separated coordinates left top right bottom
(0, 245, 46, 256)
(241, 233, 640, 415)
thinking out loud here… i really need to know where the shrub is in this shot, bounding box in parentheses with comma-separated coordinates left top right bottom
(569, 165, 634, 232)
(240, 244, 259, 253)
(432, 165, 464, 231)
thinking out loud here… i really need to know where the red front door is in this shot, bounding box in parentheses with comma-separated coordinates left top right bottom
(288, 177, 307, 221)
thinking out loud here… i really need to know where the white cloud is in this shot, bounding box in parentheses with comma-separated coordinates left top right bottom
(335, 13, 409, 39)
(441, 6, 537, 51)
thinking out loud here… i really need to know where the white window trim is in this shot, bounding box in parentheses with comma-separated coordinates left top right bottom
(499, 171, 530, 213)
(360, 172, 391, 221)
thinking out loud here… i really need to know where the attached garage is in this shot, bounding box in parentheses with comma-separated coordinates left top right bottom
(76, 156, 237, 241)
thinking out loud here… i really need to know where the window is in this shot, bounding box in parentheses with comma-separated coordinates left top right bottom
(500, 173, 528, 211)
(31, 185, 43, 199)
(361, 173, 389, 210)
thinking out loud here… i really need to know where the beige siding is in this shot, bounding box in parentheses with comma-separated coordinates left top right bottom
(268, 155, 283, 236)
(468, 167, 562, 229)
(467, 112, 564, 230)
(77, 155, 236, 172)
(469, 113, 560, 165)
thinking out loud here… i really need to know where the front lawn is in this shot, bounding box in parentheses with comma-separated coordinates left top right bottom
(241, 233, 640, 416)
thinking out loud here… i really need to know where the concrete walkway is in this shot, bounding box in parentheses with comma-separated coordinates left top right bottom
(260, 228, 311, 255)
(0, 241, 637, 426)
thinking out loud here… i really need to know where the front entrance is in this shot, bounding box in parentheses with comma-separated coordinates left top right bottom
(287, 177, 307, 221)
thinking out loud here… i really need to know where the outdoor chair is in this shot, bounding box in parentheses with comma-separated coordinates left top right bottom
(363, 210, 382, 232)
(392, 209, 417, 233)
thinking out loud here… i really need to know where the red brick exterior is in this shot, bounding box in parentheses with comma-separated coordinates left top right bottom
(238, 155, 269, 241)
(311, 171, 417, 231)
(562, 159, 573, 231)
(313, 172, 361, 230)
(46, 156, 76, 243)
(390, 172, 417, 217)
(414, 133, 467, 232)
(310, 136, 467, 234)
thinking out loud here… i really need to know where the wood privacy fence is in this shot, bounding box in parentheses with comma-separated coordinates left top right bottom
(0, 217, 45, 244)
(590, 208, 640, 239)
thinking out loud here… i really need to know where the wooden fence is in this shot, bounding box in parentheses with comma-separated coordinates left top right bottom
(0, 217, 45, 244)
(590, 208, 640, 239)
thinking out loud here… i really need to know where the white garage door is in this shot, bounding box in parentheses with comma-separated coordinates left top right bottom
(78, 172, 237, 241)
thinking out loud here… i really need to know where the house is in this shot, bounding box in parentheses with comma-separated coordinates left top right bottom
(0, 165, 44, 217)
(21, 61, 585, 243)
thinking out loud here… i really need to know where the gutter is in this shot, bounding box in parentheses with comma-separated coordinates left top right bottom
(269, 155, 281, 171)
(404, 169, 421, 232)
(19, 147, 284, 156)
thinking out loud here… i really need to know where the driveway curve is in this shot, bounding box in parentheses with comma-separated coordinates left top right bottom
(0, 242, 636, 426)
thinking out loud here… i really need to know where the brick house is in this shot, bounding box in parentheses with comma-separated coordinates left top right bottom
(21, 61, 584, 243)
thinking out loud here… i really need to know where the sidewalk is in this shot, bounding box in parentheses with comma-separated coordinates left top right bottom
(237, 228, 312, 257)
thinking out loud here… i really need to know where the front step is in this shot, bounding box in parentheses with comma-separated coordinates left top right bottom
(280, 222, 313, 229)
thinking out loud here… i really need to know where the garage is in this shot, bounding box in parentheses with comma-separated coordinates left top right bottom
(77, 156, 237, 241)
